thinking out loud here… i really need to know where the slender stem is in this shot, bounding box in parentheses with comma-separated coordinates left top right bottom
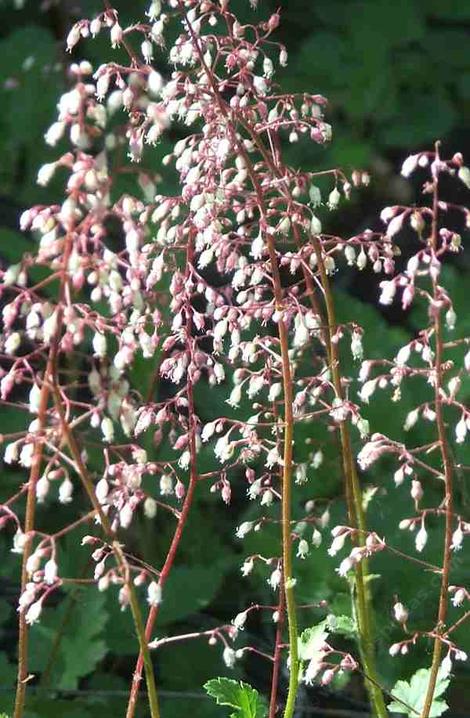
(420, 144, 454, 718)
(236, 102, 385, 715)
(13, 226, 75, 718)
(310, 235, 387, 718)
(268, 576, 285, 718)
(227, 86, 385, 714)
(13, 354, 55, 718)
(125, 231, 200, 718)
(175, 8, 300, 715)
(51, 387, 160, 718)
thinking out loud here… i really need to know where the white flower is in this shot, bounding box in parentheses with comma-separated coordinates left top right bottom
(393, 602, 408, 623)
(253, 75, 268, 95)
(297, 539, 309, 559)
(222, 646, 236, 668)
(247, 374, 264, 398)
(141, 39, 153, 63)
(37, 162, 56, 187)
(386, 213, 405, 239)
(28, 383, 42, 414)
(178, 450, 190, 470)
(12, 529, 27, 554)
(312, 529, 322, 548)
(144, 497, 157, 519)
(44, 559, 58, 585)
(328, 187, 341, 210)
(260, 489, 273, 507)
(337, 557, 354, 576)
(236, 521, 253, 539)
(359, 379, 376, 404)
(148, 69, 164, 95)
(268, 383, 282, 402)
(119, 503, 133, 529)
(147, 581, 162, 606)
(328, 532, 347, 556)
(445, 308, 456, 331)
(411, 480, 423, 503)
(268, 567, 281, 590)
(58, 477, 73, 504)
(415, 524, 428, 553)
(160, 474, 173, 496)
(202, 421, 217, 443)
(25, 600, 42, 625)
(344, 245, 356, 265)
(250, 233, 265, 259)
(95, 478, 109, 504)
(404, 408, 419, 431)
(380, 206, 397, 223)
(241, 558, 254, 576)
(263, 56, 274, 78)
(455, 416, 468, 444)
(356, 248, 367, 270)
(101, 417, 114, 443)
(233, 611, 247, 630)
(401, 154, 419, 178)
(110, 22, 123, 48)
(395, 345, 411, 366)
(350, 332, 363, 360)
(36, 475, 50, 503)
(44, 121, 65, 147)
(92, 332, 107, 357)
(66, 25, 81, 52)
(3, 441, 20, 464)
(310, 214, 322, 234)
(5, 332, 21, 355)
(293, 316, 309, 347)
(451, 525, 464, 551)
(266, 446, 281, 468)
(312, 450, 323, 469)
(452, 588, 466, 607)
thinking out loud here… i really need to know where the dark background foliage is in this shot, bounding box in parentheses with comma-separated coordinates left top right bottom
(0, 1, 468, 717)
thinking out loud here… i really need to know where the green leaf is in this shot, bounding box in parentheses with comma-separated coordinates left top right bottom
(157, 563, 228, 626)
(298, 620, 329, 662)
(28, 587, 108, 689)
(204, 678, 267, 718)
(326, 613, 357, 638)
(388, 663, 450, 717)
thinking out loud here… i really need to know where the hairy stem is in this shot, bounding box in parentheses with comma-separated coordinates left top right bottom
(420, 144, 454, 718)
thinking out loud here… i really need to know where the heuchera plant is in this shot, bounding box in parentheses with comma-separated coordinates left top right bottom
(1, 2, 468, 718)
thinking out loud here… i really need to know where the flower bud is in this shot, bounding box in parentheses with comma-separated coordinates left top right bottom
(393, 602, 408, 624)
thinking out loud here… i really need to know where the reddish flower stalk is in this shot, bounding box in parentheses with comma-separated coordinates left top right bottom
(125, 232, 200, 718)
(419, 143, 455, 718)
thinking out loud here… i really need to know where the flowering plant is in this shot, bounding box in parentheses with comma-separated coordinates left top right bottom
(0, 2, 468, 718)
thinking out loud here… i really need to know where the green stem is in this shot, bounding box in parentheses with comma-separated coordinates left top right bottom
(311, 236, 387, 718)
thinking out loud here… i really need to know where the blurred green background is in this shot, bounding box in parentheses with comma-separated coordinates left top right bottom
(0, 1, 468, 717)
